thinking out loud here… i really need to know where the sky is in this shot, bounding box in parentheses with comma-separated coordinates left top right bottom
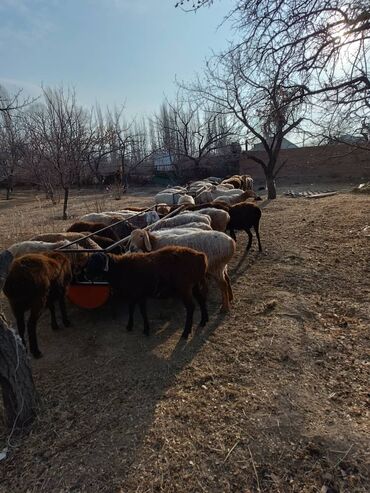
(0, 0, 234, 118)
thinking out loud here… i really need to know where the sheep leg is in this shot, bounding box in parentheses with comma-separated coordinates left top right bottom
(47, 300, 60, 331)
(192, 284, 209, 327)
(217, 274, 231, 312)
(224, 269, 234, 302)
(181, 294, 195, 339)
(14, 311, 27, 348)
(126, 302, 136, 332)
(27, 303, 43, 359)
(138, 300, 151, 336)
(59, 296, 71, 327)
(254, 224, 262, 252)
(229, 228, 237, 241)
(245, 229, 253, 251)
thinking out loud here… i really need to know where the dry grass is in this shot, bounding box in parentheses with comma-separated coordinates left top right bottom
(0, 187, 156, 249)
(0, 187, 369, 493)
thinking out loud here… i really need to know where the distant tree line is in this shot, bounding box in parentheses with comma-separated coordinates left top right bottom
(0, 86, 236, 218)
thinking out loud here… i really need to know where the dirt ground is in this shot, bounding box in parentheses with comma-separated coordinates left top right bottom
(0, 186, 369, 493)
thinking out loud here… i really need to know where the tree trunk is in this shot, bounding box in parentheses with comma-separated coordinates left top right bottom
(265, 173, 277, 199)
(0, 314, 37, 432)
(63, 187, 69, 220)
(6, 175, 13, 200)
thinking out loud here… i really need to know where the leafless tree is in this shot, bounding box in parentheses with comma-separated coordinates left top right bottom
(154, 94, 236, 177)
(23, 87, 92, 219)
(189, 47, 308, 198)
(0, 111, 25, 200)
(310, 99, 370, 154)
(0, 86, 37, 113)
(0, 86, 29, 199)
(85, 105, 113, 188)
(177, 0, 370, 105)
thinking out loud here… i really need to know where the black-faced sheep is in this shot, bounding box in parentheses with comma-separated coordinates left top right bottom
(227, 202, 262, 252)
(3, 251, 78, 358)
(85, 247, 209, 339)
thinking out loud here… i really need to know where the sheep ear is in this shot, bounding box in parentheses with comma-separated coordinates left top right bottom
(103, 253, 109, 272)
(143, 232, 152, 252)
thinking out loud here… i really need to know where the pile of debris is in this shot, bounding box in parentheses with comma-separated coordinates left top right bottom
(284, 190, 337, 198)
(352, 182, 370, 194)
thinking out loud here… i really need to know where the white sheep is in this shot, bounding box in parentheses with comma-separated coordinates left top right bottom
(80, 210, 159, 231)
(79, 212, 130, 224)
(213, 190, 256, 206)
(7, 240, 72, 258)
(150, 212, 211, 231)
(31, 233, 102, 250)
(128, 228, 236, 311)
(178, 194, 195, 206)
(154, 189, 186, 205)
(160, 222, 212, 231)
(195, 186, 246, 204)
(188, 208, 230, 232)
(187, 181, 212, 197)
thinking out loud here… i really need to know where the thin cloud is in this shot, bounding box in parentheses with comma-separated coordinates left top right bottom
(89, 0, 153, 15)
(0, 0, 55, 48)
(0, 78, 42, 100)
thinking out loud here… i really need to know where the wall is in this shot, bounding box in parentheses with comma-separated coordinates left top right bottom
(240, 144, 370, 185)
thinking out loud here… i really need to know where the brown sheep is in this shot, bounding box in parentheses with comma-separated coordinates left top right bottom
(67, 221, 120, 242)
(3, 251, 76, 358)
(87, 234, 124, 253)
(221, 176, 243, 189)
(85, 246, 209, 339)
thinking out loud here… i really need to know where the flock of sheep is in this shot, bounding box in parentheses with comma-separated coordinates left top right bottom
(0, 174, 262, 358)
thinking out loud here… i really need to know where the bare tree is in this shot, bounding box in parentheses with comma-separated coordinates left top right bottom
(0, 87, 28, 199)
(155, 94, 236, 177)
(0, 86, 37, 113)
(307, 99, 370, 164)
(0, 111, 25, 200)
(125, 117, 154, 183)
(85, 105, 113, 188)
(189, 47, 307, 198)
(23, 87, 91, 219)
(177, 0, 370, 105)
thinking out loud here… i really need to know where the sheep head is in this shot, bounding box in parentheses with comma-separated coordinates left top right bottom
(85, 252, 110, 280)
(129, 229, 152, 252)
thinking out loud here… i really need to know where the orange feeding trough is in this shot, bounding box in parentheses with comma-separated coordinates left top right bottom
(58, 205, 184, 310)
(67, 282, 111, 309)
